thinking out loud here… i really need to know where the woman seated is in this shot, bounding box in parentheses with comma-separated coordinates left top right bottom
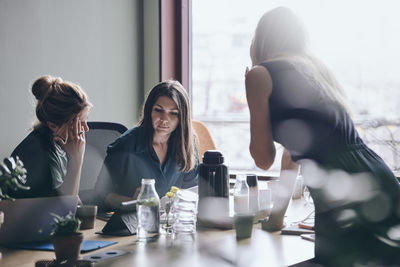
(96, 80, 198, 210)
(11, 75, 92, 198)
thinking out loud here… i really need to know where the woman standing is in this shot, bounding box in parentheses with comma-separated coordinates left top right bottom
(245, 7, 400, 266)
(96, 80, 198, 209)
(11, 75, 92, 198)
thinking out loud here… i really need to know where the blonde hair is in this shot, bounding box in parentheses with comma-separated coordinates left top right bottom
(252, 7, 350, 112)
(32, 75, 92, 128)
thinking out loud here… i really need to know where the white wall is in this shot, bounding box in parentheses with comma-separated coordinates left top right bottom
(0, 0, 160, 160)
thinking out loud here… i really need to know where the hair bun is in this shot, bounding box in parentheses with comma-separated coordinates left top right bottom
(31, 75, 61, 101)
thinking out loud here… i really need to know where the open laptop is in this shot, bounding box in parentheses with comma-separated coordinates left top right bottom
(0, 195, 79, 244)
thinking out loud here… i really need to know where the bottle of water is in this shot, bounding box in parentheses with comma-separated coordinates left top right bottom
(233, 174, 249, 215)
(292, 166, 303, 199)
(246, 174, 259, 214)
(136, 179, 160, 240)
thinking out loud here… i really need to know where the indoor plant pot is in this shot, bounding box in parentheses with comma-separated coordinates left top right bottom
(50, 232, 83, 261)
(50, 212, 83, 261)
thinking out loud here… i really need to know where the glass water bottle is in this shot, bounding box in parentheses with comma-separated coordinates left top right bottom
(136, 179, 160, 240)
(233, 174, 249, 215)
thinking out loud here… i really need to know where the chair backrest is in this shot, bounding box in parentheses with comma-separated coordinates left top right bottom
(192, 120, 216, 163)
(79, 121, 128, 204)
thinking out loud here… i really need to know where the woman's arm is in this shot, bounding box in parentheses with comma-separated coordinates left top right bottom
(105, 188, 141, 208)
(245, 65, 276, 170)
(56, 117, 86, 195)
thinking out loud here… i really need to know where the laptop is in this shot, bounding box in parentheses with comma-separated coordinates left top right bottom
(0, 195, 79, 244)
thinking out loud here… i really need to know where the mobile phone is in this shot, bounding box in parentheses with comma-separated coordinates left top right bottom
(300, 233, 315, 242)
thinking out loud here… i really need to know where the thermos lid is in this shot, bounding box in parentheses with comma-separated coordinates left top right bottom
(246, 174, 258, 187)
(203, 150, 224, 164)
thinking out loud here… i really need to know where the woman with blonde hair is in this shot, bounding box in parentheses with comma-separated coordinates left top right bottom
(11, 75, 92, 198)
(246, 7, 400, 266)
(96, 80, 198, 209)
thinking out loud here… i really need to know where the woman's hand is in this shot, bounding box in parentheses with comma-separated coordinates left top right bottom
(133, 187, 141, 200)
(54, 117, 86, 163)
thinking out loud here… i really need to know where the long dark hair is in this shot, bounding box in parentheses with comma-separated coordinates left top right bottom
(138, 80, 196, 171)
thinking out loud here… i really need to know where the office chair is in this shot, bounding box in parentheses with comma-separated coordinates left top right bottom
(79, 121, 128, 205)
(192, 120, 216, 163)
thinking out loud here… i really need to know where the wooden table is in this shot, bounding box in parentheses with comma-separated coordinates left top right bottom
(0, 198, 314, 267)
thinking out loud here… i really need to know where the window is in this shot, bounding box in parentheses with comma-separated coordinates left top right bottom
(192, 0, 400, 173)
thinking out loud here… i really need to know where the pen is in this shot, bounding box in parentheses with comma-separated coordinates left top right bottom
(298, 223, 314, 230)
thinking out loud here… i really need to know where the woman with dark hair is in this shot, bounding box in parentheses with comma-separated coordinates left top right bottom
(246, 7, 400, 266)
(96, 80, 198, 209)
(11, 75, 92, 198)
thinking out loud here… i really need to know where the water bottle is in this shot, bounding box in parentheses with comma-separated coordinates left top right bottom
(246, 174, 259, 214)
(233, 174, 249, 215)
(198, 150, 230, 224)
(136, 179, 160, 240)
(292, 166, 303, 199)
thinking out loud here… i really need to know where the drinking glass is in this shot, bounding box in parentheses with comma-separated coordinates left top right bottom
(171, 189, 198, 237)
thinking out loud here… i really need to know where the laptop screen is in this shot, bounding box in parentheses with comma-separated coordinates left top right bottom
(0, 195, 78, 244)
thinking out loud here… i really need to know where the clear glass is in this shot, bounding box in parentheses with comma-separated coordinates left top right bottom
(257, 188, 272, 220)
(247, 175, 259, 214)
(292, 167, 303, 199)
(303, 186, 314, 206)
(136, 179, 160, 241)
(233, 174, 249, 215)
(172, 189, 198, 236)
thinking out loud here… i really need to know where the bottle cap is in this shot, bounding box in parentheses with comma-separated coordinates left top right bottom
(203, 150, 224, 164)
(246, 174, 258, 187)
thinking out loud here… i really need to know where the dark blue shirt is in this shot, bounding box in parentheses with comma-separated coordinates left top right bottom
(95, 125, 198, 201)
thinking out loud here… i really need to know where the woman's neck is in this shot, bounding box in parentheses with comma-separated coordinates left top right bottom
(152, 133, 170, 146)
(152, 133, 170, 166)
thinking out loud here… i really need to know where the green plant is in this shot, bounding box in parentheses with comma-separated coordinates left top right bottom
(0, 156, 30, 200)
(51, 212, 81, 236)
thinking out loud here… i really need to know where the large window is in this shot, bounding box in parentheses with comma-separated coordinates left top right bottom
(192, 0, 400, 173)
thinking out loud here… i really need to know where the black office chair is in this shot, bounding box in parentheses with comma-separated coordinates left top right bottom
(79, 121, 128, 205)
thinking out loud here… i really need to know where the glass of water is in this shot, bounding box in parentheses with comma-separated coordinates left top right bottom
(171, 189, 198, 238)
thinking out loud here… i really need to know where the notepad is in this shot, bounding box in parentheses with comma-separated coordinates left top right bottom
(6, 240, 117, 253)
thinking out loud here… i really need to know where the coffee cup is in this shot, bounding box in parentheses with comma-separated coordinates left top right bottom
(76, 205, 97, 230)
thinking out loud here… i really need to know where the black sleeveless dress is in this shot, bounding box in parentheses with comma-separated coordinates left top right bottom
(260, 60, 400, 266)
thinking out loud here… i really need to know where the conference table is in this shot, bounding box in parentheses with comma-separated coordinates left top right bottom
(1, 198, 314, 267)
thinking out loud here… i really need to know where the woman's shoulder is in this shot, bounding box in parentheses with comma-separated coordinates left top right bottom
(259, 59, 295, 74)
(107, 125, 147, 153)
(12, 128, 51, 156)
(245, 65, 273, 93)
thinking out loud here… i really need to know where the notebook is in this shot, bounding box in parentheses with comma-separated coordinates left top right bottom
(0, 195, 79, 244)
(6, 239, 117, 253)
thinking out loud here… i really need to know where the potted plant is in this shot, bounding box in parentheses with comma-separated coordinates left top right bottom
(50, 212, 83, 262)
(0, 156, 29, 259)
(0, 156, 29, 201)
(0, 156, 29, 226)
